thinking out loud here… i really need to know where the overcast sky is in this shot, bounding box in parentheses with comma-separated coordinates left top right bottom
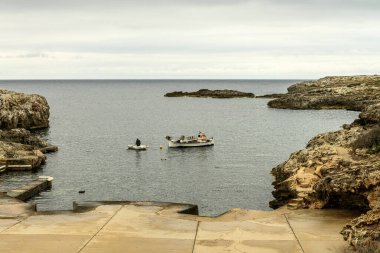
(0, 0, 379, 79)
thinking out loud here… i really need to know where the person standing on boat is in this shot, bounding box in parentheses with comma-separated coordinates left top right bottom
(135, 138, 141, 146)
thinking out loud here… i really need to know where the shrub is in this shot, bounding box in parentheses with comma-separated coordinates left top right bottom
(352, 127, 380, 153)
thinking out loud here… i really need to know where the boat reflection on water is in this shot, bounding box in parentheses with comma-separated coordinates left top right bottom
(166, 144, 215, 163)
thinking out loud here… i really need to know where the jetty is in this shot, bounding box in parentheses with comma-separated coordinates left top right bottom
(6, 176, 53, 201)
(0, 151, 50, 172)
(0, 163, 33, 171)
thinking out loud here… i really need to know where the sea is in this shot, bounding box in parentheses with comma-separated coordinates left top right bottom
(0, 80, 359, 216)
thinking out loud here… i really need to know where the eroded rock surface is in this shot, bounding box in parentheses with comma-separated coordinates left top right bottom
(359, 103, 380, 124)
(0, 89, 50, 129)
(0, 128, 49, 148)
(165, 89, 255, 98)
(268, 75, 380, 110)
(268, 76, 380, 252)
(0, 88, 56, 170)
(0, 141, 46, 169)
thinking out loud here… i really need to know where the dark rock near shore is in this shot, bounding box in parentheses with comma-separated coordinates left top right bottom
(268, 75, 380, 252)
(165, 89, 255, 98)
(255, 93, 285, 99)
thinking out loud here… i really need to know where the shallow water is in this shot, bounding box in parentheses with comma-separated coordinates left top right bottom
(0, 80, 359, 216)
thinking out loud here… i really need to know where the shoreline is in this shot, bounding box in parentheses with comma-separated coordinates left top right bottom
(1, 76, 378, 252)
(267, 75, 380, 251)
(0, 194, 360, 253)
(0, 89, 58, 172)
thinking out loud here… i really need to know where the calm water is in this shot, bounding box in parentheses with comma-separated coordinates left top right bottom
(0, 80, 358, 216)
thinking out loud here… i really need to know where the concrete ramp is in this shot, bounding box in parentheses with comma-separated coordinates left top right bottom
(0, 201, 359, 253)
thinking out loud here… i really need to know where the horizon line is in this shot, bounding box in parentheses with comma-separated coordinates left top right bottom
(0, 78, 311, 81)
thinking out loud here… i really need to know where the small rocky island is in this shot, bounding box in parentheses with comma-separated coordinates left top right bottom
(0, 88, 57, 171)
(165, 89, 255, 98)
(268, 75, 380, 252)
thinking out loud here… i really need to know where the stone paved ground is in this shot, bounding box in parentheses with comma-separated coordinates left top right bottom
(0, 198, 360, 253)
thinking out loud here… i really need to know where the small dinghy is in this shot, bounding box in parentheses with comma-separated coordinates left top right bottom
(127, 138, 148, 150)
(127, 144, 148, 150)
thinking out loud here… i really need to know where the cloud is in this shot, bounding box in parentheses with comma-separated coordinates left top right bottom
(0, 0, 379, 78)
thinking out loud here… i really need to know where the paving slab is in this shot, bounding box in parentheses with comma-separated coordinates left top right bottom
(194, 213, 302, 253)
(3, 205, 121, 235)
(0, 205, 121, 253)
(285, 210, 361, 253)
(300, 240, 348, 253)
(285, 210, 359, 241)
(81, 205, 198, 253)
(0, 193, 34, 219)
(0, 219, 21, 233)
(0, 234, 90, 253)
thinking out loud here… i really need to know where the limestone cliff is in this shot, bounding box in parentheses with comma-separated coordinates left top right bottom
(0, 89, 50, 129)
(0, 88, 57, 170)
(268, 76, 380, 252)
(268, 75, 380, 110)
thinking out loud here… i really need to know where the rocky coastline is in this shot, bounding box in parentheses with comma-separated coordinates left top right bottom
(255, 93, 285, 99)
(268, 75, 380, 251)
(268, 75, 380, 110)
(165, 89, 255, 98)
(0, 88, 57, 170)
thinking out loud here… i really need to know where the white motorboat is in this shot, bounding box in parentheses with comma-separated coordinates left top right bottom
(166, 132, 214, 148)
(127, 144, 148, 150)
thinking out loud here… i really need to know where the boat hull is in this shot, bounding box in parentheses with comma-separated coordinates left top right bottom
(127, 145, 147, 150)
(168, 139, 214, 148)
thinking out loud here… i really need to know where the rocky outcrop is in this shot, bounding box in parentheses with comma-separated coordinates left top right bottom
(270, 124, 367, 209)
(0, 88, 57, 170)
(341, 187, 380, 251)
(268, 75, 380, 111)
(0, 89, 50, 129)
(165, 89, 255, 98)
(268, 76, 380, 252)
(359, 103, 380, 124)
(255, 94, 285, 99)
(0, 128, 49, 148)
(0, 141, 46, 169)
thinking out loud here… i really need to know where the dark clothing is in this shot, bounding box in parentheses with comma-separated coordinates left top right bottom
(136, 139, 141, 146)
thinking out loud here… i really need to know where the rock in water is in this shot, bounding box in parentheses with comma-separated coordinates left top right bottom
(0, 89, 50, 130)
(164, 89, 255, 98)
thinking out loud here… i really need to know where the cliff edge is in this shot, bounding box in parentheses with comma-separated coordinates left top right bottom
(0, 88, 57, 170)
(0, 88, 50, 129)
(268, 75, 380, 110)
